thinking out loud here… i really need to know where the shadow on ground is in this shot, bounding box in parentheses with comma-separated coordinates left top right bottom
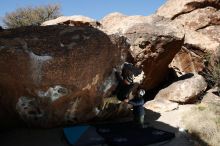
(0, 109, 197, 146)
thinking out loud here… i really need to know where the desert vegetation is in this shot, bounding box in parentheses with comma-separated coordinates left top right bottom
(3, 4, 61, 28)
(182, 102, 220, 146)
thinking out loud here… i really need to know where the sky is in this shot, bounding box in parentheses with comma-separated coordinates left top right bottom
(0, 0, 166, 25)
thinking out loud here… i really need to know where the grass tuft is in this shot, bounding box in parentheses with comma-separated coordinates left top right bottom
(182, 103, 220, 146)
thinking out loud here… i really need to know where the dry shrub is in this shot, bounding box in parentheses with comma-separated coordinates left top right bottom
(3, 4, 61, 28)
(182, 103, 220, 146)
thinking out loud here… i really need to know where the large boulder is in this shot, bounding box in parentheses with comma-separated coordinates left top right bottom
(156, 0, 220, 20)
(100, 12, 159, 35)
(169, 47, 204, 75)
(202, 92, 220, 104)
(0, 12, 186, 128)
(0, 26, 129, 127)
(155, 73, 207, 103)
(172, 7, 220, 30)
(157, 0, 220, 74)
(41, 15, 101, 28)
(169, 29, 219, 75)
(101, 13, 185, 89)
(184, 29, 219, 53)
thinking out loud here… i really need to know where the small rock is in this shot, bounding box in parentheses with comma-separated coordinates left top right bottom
(155, 73, 207, 103)
(144, 99, 179, 113)
(202, 91, 220, 104)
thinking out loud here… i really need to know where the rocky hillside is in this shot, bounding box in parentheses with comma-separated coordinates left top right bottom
(157, 0, 220, 74)
(0, 0, 219, 128)
(101, 13, 185, 89)
(0, 15, 185, 127)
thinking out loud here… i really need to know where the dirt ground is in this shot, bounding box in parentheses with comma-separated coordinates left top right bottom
(0, 105, 196, 146)
(146, 105, 196, 146)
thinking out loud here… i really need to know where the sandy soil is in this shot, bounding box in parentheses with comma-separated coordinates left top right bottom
(146, 105, 196, 146)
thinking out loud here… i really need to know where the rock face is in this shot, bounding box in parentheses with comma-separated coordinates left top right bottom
(156, 0, 220, 20)
(198, 25, 220, 42)
(100, 12, 158, 35)
(41, 15, 101, 28)
(155, 73, 207, 103)
(157, 0, 220, 74)
(202, 92, 220, 104)
(0, 12, 186, 128)
(169, 47, 204, 76)
(0, 26, 129, 127)
(101, 13, 185, 89)
(202, 88, 220, 103)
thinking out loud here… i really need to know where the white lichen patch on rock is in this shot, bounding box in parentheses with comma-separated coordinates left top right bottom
(16, 96, 44, 121)
(82, 74, 100, 90)
(94, 107, 100, 115)
(29, 52, 52, 85)
(65, 97, 81, 123)
(38, 85, 68, 101)
(41, 15, 98, 26)
(100, 70, 118, 95)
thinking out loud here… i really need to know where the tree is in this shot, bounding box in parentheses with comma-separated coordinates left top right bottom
(3, 4, 61, 28)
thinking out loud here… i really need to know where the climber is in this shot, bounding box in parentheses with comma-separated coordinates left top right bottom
(126, 89, 145, 128)
(114, 62, 141, 101)
(113, 62, 146, 127)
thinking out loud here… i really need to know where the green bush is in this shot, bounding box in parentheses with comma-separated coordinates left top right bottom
(3, 4, 61, 28)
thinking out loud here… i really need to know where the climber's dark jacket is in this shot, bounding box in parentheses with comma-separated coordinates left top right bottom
(128, 97, 145, 117)
(114, 71, 137, 101)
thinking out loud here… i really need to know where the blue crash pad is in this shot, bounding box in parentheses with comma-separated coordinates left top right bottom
(63, 122, 175, 146)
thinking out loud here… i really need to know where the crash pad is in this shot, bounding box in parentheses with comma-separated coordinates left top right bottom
(63, 122, 175, 146)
